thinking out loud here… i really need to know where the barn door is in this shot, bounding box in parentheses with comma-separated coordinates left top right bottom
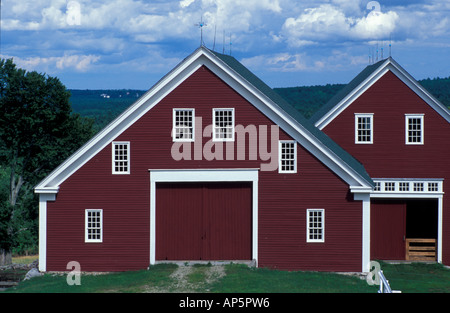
(371, 200, 406, 260)
(155, 182, 252, 261)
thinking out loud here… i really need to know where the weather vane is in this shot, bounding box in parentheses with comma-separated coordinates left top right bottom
(195, 16, 207, 46)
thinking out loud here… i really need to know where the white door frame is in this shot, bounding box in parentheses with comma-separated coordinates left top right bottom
(149, 169, 259, 266)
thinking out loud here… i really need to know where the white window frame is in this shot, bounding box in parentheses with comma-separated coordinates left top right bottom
(212, 108, 235, 141)
(405, 114, 424, 145)
(307, 209, 325, 243)
(278, 140, 297, 173)
(355, 113, 373, 144)
(85, 209, 103, 243)
(112, 141, 130, 174)
(173, 109, 195, 142)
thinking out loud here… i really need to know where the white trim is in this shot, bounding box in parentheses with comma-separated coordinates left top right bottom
(405, 114, 424, 145)
(371, 178, 443, 196)
(354, 113, 374, 144)
(354, 193, 371, 272)
(315, 60, 391, 130)
(306, 209, 325, 243)
(149, 169, 259, 266)
(85, 209, 103, 243)
(315, 59, 450, 130)
(437, 196, 443, 263)
(34, 46, 373, 195)
(38, 193, 56, 272)
(112, 141, 130, 174)
(212, 108, 235, 142)
(172, 108, 195, 142)
(369, 178, 444, 264)
(278, 140, 297, 173)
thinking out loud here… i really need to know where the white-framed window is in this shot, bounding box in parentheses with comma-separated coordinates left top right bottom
(85, 209, 102, 243)
(213, 108, 234, 141)
(279, 141, 297, 173)
(112, 142, 130, 174)
(385, 182, 396, 192)
(173, 109, 195, 141)
(413, 182, 424, 192)
(399, 182, 410, 192)
(428, 182, 439, 192)
(355, 113, 373, 144)
(307, 209, 324, 243)
(405, 114, 424, 145)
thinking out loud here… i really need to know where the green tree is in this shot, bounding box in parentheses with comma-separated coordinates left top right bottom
(0, 58, 94, 264)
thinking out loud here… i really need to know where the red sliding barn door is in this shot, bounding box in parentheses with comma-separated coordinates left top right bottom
(155, 182, 252, 261)
(371, 200, 406, 260)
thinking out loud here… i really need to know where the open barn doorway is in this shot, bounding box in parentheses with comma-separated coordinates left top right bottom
(371, 199, 438, 261)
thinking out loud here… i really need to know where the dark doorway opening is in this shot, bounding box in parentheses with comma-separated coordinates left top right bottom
(406, 199, 438, 239)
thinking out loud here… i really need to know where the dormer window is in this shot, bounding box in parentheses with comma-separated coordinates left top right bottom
(405, 114, 424, 145)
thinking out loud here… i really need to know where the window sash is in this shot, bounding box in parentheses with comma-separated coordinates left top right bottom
(213, 108, 234, 141)
(307, 209, 324, 243)
(173, 109, 195, 141)
(112, 142, 130, 174)
(355, 114, 373, 144)
(405, 115, 424, 144)
(85, 209, 102, 243)
(279, 141, 297, 173)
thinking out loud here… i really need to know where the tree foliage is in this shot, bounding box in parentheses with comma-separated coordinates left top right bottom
(0, 58, 95, 259)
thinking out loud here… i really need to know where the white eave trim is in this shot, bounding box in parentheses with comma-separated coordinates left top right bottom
(315, 58, 450, 130)
(34, 187, 59, 194)
(34, 46, 372, 193)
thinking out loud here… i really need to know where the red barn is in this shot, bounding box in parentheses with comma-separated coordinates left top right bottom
(35, 47, 449, 273)
(311, 57, 450, 265)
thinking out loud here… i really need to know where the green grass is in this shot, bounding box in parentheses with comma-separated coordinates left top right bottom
(2, 262, 449, 293)
(209, 264, 376, 293)
(376, 261, 450, 293)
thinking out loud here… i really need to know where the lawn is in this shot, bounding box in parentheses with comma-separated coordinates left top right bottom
(2, 259, 449, 294)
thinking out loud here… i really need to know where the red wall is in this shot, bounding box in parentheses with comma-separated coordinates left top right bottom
(322, 71, 450, 264)
(47, 66, 363, 272)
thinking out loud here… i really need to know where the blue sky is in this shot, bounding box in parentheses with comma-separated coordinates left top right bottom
(1, 0, 449, 90)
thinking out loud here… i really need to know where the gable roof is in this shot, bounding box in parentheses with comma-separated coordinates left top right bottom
(35, 46, 373, 194)
(311, 57, 450, 129)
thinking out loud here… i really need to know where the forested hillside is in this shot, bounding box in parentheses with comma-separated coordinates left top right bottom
(69, 76, 450, 129)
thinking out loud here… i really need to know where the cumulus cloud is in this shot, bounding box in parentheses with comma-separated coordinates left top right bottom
(241, 50, 367, 73)
(1, 54, 100, 73)
(282, 4, 399, 47)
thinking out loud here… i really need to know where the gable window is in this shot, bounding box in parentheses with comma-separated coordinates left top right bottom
(307, 209, 324, 243)
(279, 141, 297, 173)
(213, 108, 234, 141)
(173, 109, 194, 141)
(85, 209, 102, 243)
(405, 114, 424, 145)
(112, 142, 130, 174)
(355, 114, 373, 144)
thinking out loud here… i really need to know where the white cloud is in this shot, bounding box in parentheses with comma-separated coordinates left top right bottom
(1, 54, 100, 73)
(282, 4, 399, 47)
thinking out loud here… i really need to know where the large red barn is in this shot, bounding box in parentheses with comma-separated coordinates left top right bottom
(35, 47, 449, 273)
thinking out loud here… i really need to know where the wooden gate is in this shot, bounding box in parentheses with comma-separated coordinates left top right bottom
(405, 239, 436, 261)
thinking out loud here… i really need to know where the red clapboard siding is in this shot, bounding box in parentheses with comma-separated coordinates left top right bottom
(46, 66, 363, 272)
